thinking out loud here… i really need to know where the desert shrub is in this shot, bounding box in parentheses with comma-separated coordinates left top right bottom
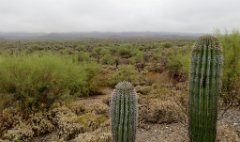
(139, 99, 186, 124)
(107, 65, 138, 87)
(0, 109, 55, 140)
(0, 53, 100, 110)
(166, 46, 191, 81)
(91, 48, 102, 63)
(99, 48, 111, 55)
(146, 63, 165, 73)
(130, 50, 144, 64)
(49, 104, 108, 140)
(77, 52, 91, 62)
(136, 85, 152, 95)
(80, 63, 102, 96)
(151, 48, 164, 62)
(101, 53, 115, 65)
(217, 31, 240, 105)
(49, 106, 85, 140)
(162, 42, 173, 48)
(2, 122, 34, 142)
(76, 112, 108, 129)
(0, 94, 13, 112)
(68, 100, 108, 116)
(29, 112, 54, 136)
(118, 46, 133, 58)
(74, 128, 111, 142)
(91, 47, 114, 64)
(0, 108, 22, 137)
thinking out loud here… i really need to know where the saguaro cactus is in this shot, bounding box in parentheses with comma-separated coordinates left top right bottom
(188, 35, 223, 142)
(110, 81, 138, 142)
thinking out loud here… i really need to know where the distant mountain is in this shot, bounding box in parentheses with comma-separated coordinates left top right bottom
(0, 32, 203, 40)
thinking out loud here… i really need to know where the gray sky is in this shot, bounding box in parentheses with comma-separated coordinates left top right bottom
(0, 0, 239, 33)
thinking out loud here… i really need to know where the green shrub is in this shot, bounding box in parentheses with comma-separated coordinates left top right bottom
(151, 48, 164, 63)
(91, 48, 102, 63)
(0, 53, 100, 110)
(101, 53, 115, 65)
(130, 50, 144, 64)
(118, 47, 133, 58)
(0, 93, 13, 112)
(166, 46, 191, 81)
(162, 42, 173, 48)
(108, 65, 138, 87)
(76, 52, 91, 62)
(80, 63, 102, 96)
(217, 31, 240, 104)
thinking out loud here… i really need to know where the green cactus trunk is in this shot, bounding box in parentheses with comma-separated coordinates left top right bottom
(110, 81, 138, 142)
(188, 35, 223, 142)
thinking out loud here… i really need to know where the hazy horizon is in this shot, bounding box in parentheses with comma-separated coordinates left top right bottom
(0, 0, 239, 33)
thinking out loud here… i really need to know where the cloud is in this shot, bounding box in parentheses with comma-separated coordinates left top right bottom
(0, 0, 239, 33)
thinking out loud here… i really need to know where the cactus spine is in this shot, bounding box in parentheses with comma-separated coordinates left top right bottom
(188, 35, 223, 142)
(110, 81, 138, 142)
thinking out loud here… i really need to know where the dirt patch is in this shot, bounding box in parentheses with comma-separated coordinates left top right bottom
(137, 123, 188, 142)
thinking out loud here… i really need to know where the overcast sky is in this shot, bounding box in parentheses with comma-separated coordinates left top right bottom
(0, 0, 239, 33)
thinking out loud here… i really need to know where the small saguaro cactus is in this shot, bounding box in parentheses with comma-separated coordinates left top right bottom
(110, 81, 138, 142)
(188, 35, 223, 142)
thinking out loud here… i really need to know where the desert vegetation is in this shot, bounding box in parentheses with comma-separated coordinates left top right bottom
(0, 32, 239, 142)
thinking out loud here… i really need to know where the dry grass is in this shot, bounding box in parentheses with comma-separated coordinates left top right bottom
(2, 122, 34, 142)
(139, 99, 186, 124)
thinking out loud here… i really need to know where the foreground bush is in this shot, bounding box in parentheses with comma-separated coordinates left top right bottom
(218, 31, 240, 105)
(0, 53, 100, 110)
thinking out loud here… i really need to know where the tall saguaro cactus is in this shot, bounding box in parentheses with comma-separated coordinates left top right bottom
(188, 35, 223, 142)
(110, 81, 138, 142)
